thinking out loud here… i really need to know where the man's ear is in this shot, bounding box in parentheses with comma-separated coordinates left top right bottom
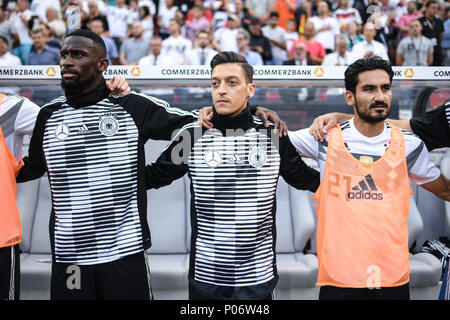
(345, 90, 355, 108)
(98, 57, 109, 73)
(247, 82, 255, 99)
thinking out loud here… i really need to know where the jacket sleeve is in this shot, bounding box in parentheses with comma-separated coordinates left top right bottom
(278, 134, 320, 193)
(146, 125, 199, 189)
(16, 107, 49, 183)
(114, 91, 199, 141)
(409, 103, 450, 150)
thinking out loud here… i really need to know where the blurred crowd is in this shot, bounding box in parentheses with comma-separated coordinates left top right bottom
(0, 0, 448, 68)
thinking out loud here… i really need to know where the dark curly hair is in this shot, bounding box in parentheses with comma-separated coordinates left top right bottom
(210, 51, 254, 83)
(345, 57, 394, 94)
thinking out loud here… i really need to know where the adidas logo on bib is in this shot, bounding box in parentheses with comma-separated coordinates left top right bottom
(347, 174, 383, 200)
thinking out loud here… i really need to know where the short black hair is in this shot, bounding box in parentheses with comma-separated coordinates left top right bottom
(269, 12, 279, 18)
(344, 57, 394, 94)
(425, 0, 438, 7)
(66, 29, 106, 58)
(210, 51, 253, 83)
(91, 16, 108, 32)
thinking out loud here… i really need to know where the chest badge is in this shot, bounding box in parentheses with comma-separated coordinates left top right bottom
(204, 150, 222, 168)
(55, 123, 70, 141)
(99, 115, 119, 136)
(248, 147, 267, 168)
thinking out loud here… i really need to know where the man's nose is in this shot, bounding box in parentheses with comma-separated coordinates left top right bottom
(217, 82, 227, 94)
(61, 55, 74, 67)
(374, 87, 385, 101)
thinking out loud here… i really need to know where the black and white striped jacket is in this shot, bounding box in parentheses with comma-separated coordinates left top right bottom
(17, 81, 197, 265)
(146, 106, 320, 299)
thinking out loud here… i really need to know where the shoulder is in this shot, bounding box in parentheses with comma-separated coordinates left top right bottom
(171, 121, 202, 142)
(389, 121, 423, 148)
(41, 96, 66, 110)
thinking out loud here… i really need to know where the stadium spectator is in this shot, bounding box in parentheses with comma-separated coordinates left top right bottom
(309, 0, 340, 54)
(349, 22, 389, 63)
(213, 14, 240, 52)
(128, 0, 140, 23)
(0, 35, 21, 66)
(236, 28, 263, 65)
(211, 2, 231, 31)
(10, 0, 34, 65)
(262, 12, 287, 65)
(397, 1, 423, 39)
(246, 0, 272, 25)
(157, 0, 178, 39)
(396, 19, 433, 66)
(371, 0, 399, 61)
(105, 0, 132, 50)
(283, 41, 311, 65)
(185, 5, 210, 43)
(45, 7, 66, 46)
(186, 0, 213, 23)
(232, 0, 252, 30)
(419, 0, 444, 66)
(270, 0, 298, 31)
(35, 22, 61, 49)
(296, 0, 313, 38)
(119, 21, 150, 65)
(139, 4, 156, 40)
(285, 18, 299, 54)
(62, 0, 83, 34)
(161, 18, 192, 64)
(30, 0, 61, 22)
(184, 30, 218, 65)
(0, 7, 19, 53)
(248, 17, 272, 64)
(322, 34, 351, 65)
(28, 28, 60, 65)
(89, 17, 119, 65)
(290, 21, 326, 65)
(81, 0, 109, 32)
(139, 35, 176, 66)
(443, 6, 450, 65)
(283, 41, 311, 100)
(347, 20, 364, 49)
(333, 0, 362, 34)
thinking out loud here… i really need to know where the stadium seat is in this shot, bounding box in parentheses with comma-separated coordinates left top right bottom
(146, 175, 190, 300)
(408, 195, 443, 299)
(145, 139, 190, 300)
(273, 177, 319, 300)
(18, 176, 52, 300)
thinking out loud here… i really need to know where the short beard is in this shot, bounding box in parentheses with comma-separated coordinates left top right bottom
(61, 74, 97, 96)
(355, 101, 390, 123)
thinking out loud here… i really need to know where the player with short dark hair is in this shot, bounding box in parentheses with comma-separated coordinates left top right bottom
(145, 51, 320, 300)
(289, 57, 449, 300)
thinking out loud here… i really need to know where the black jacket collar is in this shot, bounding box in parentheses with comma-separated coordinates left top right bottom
(65, 78, 109, 107)
(211, 104, 254, 134)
